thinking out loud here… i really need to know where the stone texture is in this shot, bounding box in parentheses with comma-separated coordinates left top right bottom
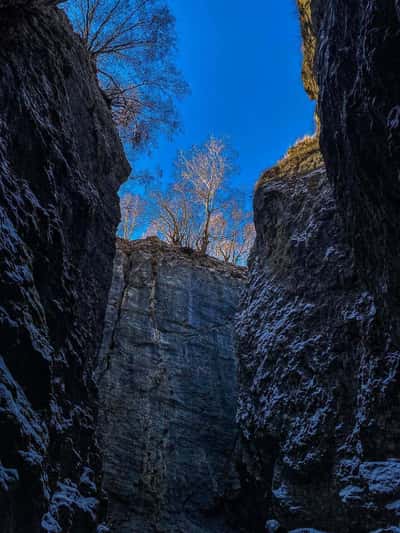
(0, 5, 129, 532)
(97, 238, 246, 533)
(234, 167, 362, 531)
(235, 165, 400, 531)
(296, 0, 318, 100)
(0, 1, 59, 8)
(233, 1, 400, 531)
(316, 0, 400, 313)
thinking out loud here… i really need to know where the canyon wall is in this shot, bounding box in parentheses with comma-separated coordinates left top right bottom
(97, 238, 245, 533)
(234, 1, 400, 532)
(0, 3, 129, 532)
(1, 2, 398, 532)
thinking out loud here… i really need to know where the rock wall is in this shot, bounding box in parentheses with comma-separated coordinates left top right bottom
(234, 2, 400, 532)
(97, 238, 245, 533)
(0, 3, 129, 532)
(235, 165, 375, 532)
(316, 0, 400, 339)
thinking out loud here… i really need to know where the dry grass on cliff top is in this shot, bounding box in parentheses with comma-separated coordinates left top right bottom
(117, 237, 248, 279)
(258, 135, 324, 187)
(297, 0, 319, 100)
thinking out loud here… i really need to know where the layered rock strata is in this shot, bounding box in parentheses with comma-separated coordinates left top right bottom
(97, 238, 246, 533)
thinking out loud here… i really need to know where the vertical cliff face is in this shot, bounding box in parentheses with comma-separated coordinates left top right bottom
(316, 2, 400, 525)
(97, 238, 245, 533)
(234, 2, 400, 532)
(236, 160, 400, 533)
(0, 3, 129, 532)
(316, 1, 400, 306)
(314, 5, 400, 471)
(235, 165, 365, 532)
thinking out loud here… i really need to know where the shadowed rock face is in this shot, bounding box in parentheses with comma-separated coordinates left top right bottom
(315, 2, 400, 528)
(234, 1, 400, 532)
(97, 238, 245, 533)
(316, 1, 400, 306)
(0, 4, 129, 532)
(236, 171, 400, 533)
(235, 168, 362, 531)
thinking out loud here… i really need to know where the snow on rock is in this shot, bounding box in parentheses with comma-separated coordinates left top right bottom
(265, 519, 281, 532)
(233, 0, 400, 531)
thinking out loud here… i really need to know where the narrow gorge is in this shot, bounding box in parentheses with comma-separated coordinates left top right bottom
(0, 1, 399, 533)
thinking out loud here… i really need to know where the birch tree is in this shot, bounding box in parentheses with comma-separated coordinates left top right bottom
(119, 192, 145, 239)
(148, 136, 254, 263)
(177, 137, 233, 255)
(209, 208, 255, 265)
(150, 186, 196, 247)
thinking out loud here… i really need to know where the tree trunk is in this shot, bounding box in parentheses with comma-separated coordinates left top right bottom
(200, 209, 211, 255)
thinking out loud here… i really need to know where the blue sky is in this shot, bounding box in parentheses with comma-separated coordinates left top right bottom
(121, 0, 315, 199)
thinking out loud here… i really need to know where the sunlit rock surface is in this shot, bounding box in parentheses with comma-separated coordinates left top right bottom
(0, 4, 129, 531)
(97, 238, 246, 532)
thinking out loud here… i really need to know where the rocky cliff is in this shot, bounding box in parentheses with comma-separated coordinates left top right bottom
(234, 1, 400, 532)
(97, 238, 245, 533)
(316, 0, 400, 323)
(0, 3, 129, 532)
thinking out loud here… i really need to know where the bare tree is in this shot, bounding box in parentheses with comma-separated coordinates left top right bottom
(209, 206, 255, 265)
(149, 181, 197, 247)
(239, 221, 256, 263)
(177, 136, 234, 254)
(119, 192, 145, 239)
(146, 137, 253, 263)
(63, 0, 188, 147)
